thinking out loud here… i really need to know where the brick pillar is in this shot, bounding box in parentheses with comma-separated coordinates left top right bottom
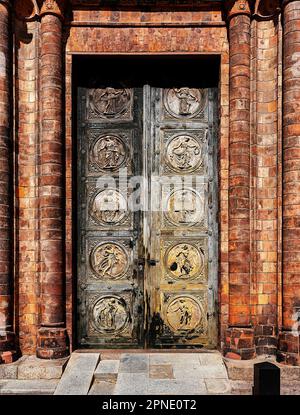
(36, 0, 69, 359)
(278, 0, 300, 366)
(224, 0, 255, 360)
(252, 17, 279, 357)
(0, 0, 17, 364)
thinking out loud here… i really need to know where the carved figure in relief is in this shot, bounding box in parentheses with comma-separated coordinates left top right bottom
(166, 297, 202, 332)
(169, 136, 200, 170)
(91, 189, 127, 225)
(168, 189, 202, 225)
(168, 299, 193, 328)
(93, 296, 128, 333)
(89, 88, 131, 119)
(92, 243, 127, 279)
(101, 88, 125, 115)
(94, 136, 125, 169)
(167, 243, 203, 280)
(98, 299, 118, 329)
(164, 88, 205, 119)
(176, 246, 193, 275)
(174, 88, 199, 115)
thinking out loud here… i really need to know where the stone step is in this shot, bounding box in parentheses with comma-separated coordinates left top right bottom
(94, 359, 119, 382)
(88, 379, 116, 395)
(0, 380, 58, 395)
(54, 353, 100, 395)
(18, 356, 69, 380)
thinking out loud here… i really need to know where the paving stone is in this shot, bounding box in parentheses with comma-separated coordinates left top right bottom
(18, 355, 69, 380)
(99, 352, 123, 360)
(149, 353, 199, 366)
(119, 354, 149, 373)
(173, 363, 227, 380)
(113, 373, 149, 395)
(229, 380, 252, 395)
(281, 381, 300, 395)
(278, 364, 300, 381)
(199, 353, 224, 366)
(88, 380, 116, 395)
(149, 364, 174, 379)
(205, 379, 231, 394)
(0, 357, 25, 380)
(0, 380, 58, 395)
(94, 360, 119, 381)
(224, 358, 254, 381)
(54, 353, 100, 395)
(147, 378, 207, 395)
(198, 364, 228, 379)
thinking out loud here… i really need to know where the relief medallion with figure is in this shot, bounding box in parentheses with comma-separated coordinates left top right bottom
(90, 242, 129, 280)
(164, 188, 205, 227)
(90, 134, 127, 171)
(92, 296, 129, 334)
(165, 243, 205, 281)
(88, 88, 132, 120)
(164, 88, 206, 119)
(165, 296, 204, 332)
(90, 188, 128, 226)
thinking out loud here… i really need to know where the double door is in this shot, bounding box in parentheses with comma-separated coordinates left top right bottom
(77, 82, 218, 348)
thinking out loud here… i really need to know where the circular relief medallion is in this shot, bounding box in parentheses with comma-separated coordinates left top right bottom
(90, 134, 127, 171)
(166, 243, 204, 280)
(164, 88, 206, 119)
(166, 296, 203, 332)
(165, 134, 203, 173)
(92, 296, 129, 334)
(165, 189, 204, 227)
(89, 88, 131, 119)
(90, 242, 129, 280)
(90, 189, 127, 225)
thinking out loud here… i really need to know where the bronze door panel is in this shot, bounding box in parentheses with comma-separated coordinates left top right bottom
(145, 86, 218, 348)
(77, 83, 218, 348)
(77, 86, 144, 347)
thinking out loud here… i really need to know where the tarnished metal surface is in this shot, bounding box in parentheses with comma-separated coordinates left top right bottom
(77, 84, 218, 348)
(145, 86, 218, 348)
(77, 86, 144, 347)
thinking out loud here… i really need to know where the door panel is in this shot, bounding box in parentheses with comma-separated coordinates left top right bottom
(77, 86, 144, 347)
(146, 87, 218, 348)
(77, 82, 218, 349)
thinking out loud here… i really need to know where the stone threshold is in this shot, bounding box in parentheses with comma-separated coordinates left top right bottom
(0, 355, 69, 380)
(75, 348, 221, 355)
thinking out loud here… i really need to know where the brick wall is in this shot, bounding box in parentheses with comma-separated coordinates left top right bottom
(5, 1, 299, 365)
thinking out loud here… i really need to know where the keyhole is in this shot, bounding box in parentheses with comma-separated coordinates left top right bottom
(170, 262, 177, 271)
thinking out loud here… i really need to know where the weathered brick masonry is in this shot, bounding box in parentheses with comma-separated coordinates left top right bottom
(0, 0, 300, 366)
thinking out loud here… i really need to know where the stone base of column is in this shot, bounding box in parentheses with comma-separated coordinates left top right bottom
(37, 327, 69, 359)
(224, 327, 256, 360)
(254, 325, 277, 356)
(277, 332, 300, 366)
(0, 331, 18, 364)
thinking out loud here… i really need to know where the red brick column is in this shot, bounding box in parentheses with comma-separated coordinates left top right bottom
(278, 0, 300, 366)
(36, 0, 69, 359)
(0, 0, 16, 364)
(224, 0, 255, 360)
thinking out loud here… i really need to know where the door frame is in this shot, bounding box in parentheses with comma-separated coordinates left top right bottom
(70, 54, 221, 350)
